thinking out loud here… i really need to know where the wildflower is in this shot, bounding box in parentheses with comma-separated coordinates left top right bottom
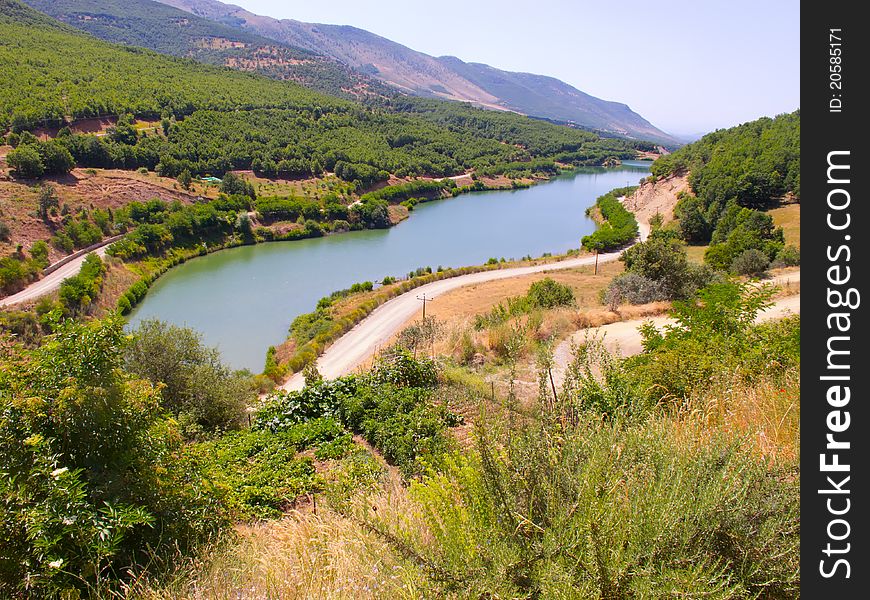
(50, 467, 68, 478)
(49, 559, 63, 569)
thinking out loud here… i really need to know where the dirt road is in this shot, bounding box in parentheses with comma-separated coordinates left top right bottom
(549, 273, 800, 387)
(279, 234, 649, 392)
(0, 243, 114, 307)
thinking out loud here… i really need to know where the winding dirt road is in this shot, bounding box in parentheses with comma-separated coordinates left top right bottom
(280, 223, 651, 391)
(549, 271, 800, 387)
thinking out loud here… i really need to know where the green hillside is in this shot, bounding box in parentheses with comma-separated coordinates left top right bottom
(1, 0, 642, 180)
(0, 1, 343, 130)
(20, 0, 388, 99)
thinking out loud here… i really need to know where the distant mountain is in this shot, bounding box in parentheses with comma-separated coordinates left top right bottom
(157, 0, 679, 145)
(21, 0, 390, 100)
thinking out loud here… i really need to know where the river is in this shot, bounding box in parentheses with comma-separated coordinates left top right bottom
(128, 161, 650, 371)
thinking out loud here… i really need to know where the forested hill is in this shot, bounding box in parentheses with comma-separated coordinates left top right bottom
(0, 0, 344, 129)
(650, 111, 800, 207)
(647, 111, 800, 273)
(1, 0, 645, 180)
(156, 0, 679, 146)
(20, 0, 391, 100)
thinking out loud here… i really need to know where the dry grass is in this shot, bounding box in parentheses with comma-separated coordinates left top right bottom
(125, 509, 428, 600)
(768, 202, 800, 247)
(673, 369, 800, 464)
(684, 244, 708, 264)
(393, 261, 623, 336)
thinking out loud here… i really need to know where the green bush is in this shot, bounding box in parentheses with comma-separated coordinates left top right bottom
(526, 278, 574, 308)
(58, 253, 105, 312)
(0, 316, 227, 597)
(581, 186, 639, 252)
(125, 320, 253, 436)
(772, 244, 800, 267)
(394, 413, 799, 598)
(731, 248, 770, 275)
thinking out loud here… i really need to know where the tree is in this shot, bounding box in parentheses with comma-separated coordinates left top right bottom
(0, 316, 227, 597)
(37, 141, 75, 175)
(220, 171, 255, 199)
(177, 168, 193, 190)
(6, 144, 45, 179)
(620, 235, 715, 300)
(37, 183, 59, 220)
(125, 319, 252, 436)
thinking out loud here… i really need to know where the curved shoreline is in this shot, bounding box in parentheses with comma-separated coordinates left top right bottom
(279, 222, 650, 391)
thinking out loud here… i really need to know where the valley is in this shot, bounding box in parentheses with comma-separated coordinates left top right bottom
(0, 1, 801, 598)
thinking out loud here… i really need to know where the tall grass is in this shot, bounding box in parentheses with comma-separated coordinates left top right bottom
(121, 512, 428, 600)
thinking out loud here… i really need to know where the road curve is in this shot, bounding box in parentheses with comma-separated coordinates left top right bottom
(550, 287, 800, 388)
(0, 244, 114, 308)
(280, 234, 649, 392)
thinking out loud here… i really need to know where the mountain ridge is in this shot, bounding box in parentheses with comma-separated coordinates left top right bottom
(157, 0, 678, 145)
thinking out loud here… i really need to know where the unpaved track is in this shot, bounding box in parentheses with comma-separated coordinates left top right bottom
(280, 227, 651, 392)
(549, 273, 800, 388)
(0, 244, 114, 307)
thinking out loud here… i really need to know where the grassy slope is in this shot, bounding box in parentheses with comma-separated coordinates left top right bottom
(0, 0, 343, 128)
(21, 0, 387, 99)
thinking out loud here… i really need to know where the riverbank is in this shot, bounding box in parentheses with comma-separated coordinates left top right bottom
(124, 163, 651, 371)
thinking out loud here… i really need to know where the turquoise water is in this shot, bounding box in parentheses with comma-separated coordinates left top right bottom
(128, 162, 650, 371)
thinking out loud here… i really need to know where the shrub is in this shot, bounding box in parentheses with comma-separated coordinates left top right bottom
(731, 248, 770, 275)
(58, 253, 104, 312)
(0, 316, 228, 597)
(527, 278, 574, 308)
(125, 319, 252, 435)
(393, 413, 799, 598)
(604, 272, 669, 308)
(771, 244, 800, 267)
(6, 144, 44, 178)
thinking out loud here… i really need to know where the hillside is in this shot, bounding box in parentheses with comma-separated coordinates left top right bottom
(157, 0, 678, 145)
(20, 0, 389, 100)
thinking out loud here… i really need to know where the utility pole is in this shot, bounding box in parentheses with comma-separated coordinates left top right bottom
(416, 293, 433, 320)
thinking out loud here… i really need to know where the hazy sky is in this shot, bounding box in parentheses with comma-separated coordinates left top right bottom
(232, 0, 799, 136)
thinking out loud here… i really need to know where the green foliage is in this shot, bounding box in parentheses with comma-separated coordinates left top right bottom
(257, 352, 458, 477)
(397, 414, 799, 598)
(0, 315, 227, 597)
(730, 248, 770, 276)
(603, 272, 668, 308)
(651, 111, 800, 209)
(6, 143, 44, 178)
(219, 172, 256, 199)
(526, 278, 575, 309)
(772, 244, 800, 267)
(57, 253, 105, 312)
(0, 253, 42, 295)
(626, 281, 793, 403)
(704, 203, 784, 271)
(581, 186, 639, 251)
(359, 178, 454, 204)
(125, 319, 253, 436)
(181, 421, 353, 519)
(176, 168, 192, 190)
(617, 234, 717, 301)
(23, 0, 385, 102)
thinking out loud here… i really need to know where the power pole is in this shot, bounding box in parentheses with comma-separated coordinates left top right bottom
(416, 293, 433, 320)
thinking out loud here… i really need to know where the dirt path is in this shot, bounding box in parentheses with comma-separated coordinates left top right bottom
(549, 272, 800, 388)
(0, 242, 116, 307)
(281, 224, 651, 392)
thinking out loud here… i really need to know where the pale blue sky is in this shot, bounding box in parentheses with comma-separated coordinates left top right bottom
(233, 0, 799, 136)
